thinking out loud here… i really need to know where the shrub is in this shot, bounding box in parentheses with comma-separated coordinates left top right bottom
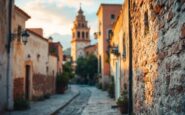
(56, 73, 69, 94)
(108, 82, 115, 98)
(108, 76, 115, 98)
(14, 98, 30, 110)
(96, 82, 102, 89)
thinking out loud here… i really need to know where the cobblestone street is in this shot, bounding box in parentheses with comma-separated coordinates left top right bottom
(55, 86, 91, 115)
(82, 87, 121, 115)
(56, 85, 121, 115)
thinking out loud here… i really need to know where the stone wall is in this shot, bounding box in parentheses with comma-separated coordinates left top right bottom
(32, 74, 55, 100)
(131, 0, 185, 114)
(0, 0, 11, 111)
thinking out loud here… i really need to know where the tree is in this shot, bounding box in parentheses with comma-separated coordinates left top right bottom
(75, 54, 98, 85)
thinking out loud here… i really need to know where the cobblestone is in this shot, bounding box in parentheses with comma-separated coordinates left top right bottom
(55, 86, 91, 115)
(82, 87, 121, 115)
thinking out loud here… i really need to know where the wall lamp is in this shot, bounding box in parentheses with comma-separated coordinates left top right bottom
(11, 30, 30, 45)
(108, 44, 120, 56)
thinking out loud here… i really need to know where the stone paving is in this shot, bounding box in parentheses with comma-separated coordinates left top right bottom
(6, 85, 79, 115)
(81, 87, 121, 115)
(55, 86, 91, 115)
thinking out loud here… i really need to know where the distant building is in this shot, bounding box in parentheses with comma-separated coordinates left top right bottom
(71, 6, 90, 63)
(96, 4, 122, 87)
(84, 44, 98, 57)
(49, 41, 63, 73)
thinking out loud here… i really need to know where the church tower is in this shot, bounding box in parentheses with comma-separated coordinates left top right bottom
(71, 6, 90, 62)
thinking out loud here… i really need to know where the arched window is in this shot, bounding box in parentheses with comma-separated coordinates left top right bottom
(86, 32, 88, 39)
(82, 32, 85, 39)
(78, 31, 80, 38)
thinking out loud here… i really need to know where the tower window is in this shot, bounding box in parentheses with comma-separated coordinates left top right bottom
(82, 32, 85, 39)
(78, 31, 80, 38)
(86, 32, 88, 39)
(111, 14, 115, 20)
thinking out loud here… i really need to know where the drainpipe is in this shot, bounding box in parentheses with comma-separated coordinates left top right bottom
(128, 0, 133, 114)
(6, 0, 13, 110)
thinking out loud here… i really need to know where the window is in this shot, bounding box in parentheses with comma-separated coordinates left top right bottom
(111, 14, 115, 20)
(52, 70, 55, 76)
(37, 54, 40, 61)
(46, 66, 49, 73)
(78, 31, 80, 38)
(122, 33, 126, 59)
(82, 24, 84, 27)
(82, 32, 85, 39)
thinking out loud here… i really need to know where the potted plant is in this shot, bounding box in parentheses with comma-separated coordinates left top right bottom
(116, 91, 128, 114)
(14, 97, 30, 110)
(56, 73, 69, 94)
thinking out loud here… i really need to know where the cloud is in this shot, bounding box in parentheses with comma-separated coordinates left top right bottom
(15, 0, 123, 48)
(18, 0, 75, 36)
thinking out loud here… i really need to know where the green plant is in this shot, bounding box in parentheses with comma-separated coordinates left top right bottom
(108, 76, 115, 98)
(96, 82, 102, 89)
(108, 83, 115, 98)
(75, 55, 98, 85)
(14, 98, 30, 110)
(56, 73, 69, 94)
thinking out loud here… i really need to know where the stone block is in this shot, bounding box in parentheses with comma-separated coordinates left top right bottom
(167, 9, 174, 22)
(180, 23, 185, 38)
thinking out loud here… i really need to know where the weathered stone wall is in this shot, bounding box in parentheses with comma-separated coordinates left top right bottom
(131, 0, 185, 114)
(32, 74, 55, 100)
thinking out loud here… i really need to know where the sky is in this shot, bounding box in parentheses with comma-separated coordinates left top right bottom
(15, 0, 123, 50)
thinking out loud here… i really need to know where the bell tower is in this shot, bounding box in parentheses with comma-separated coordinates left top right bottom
(71, 6, 90, 62)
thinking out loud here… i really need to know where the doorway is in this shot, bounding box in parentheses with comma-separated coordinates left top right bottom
(25, 65, 30, 100)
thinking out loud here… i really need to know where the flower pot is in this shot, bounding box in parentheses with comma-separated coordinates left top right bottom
(56, 86, 66, 94)
(119, 104, 128, 114)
